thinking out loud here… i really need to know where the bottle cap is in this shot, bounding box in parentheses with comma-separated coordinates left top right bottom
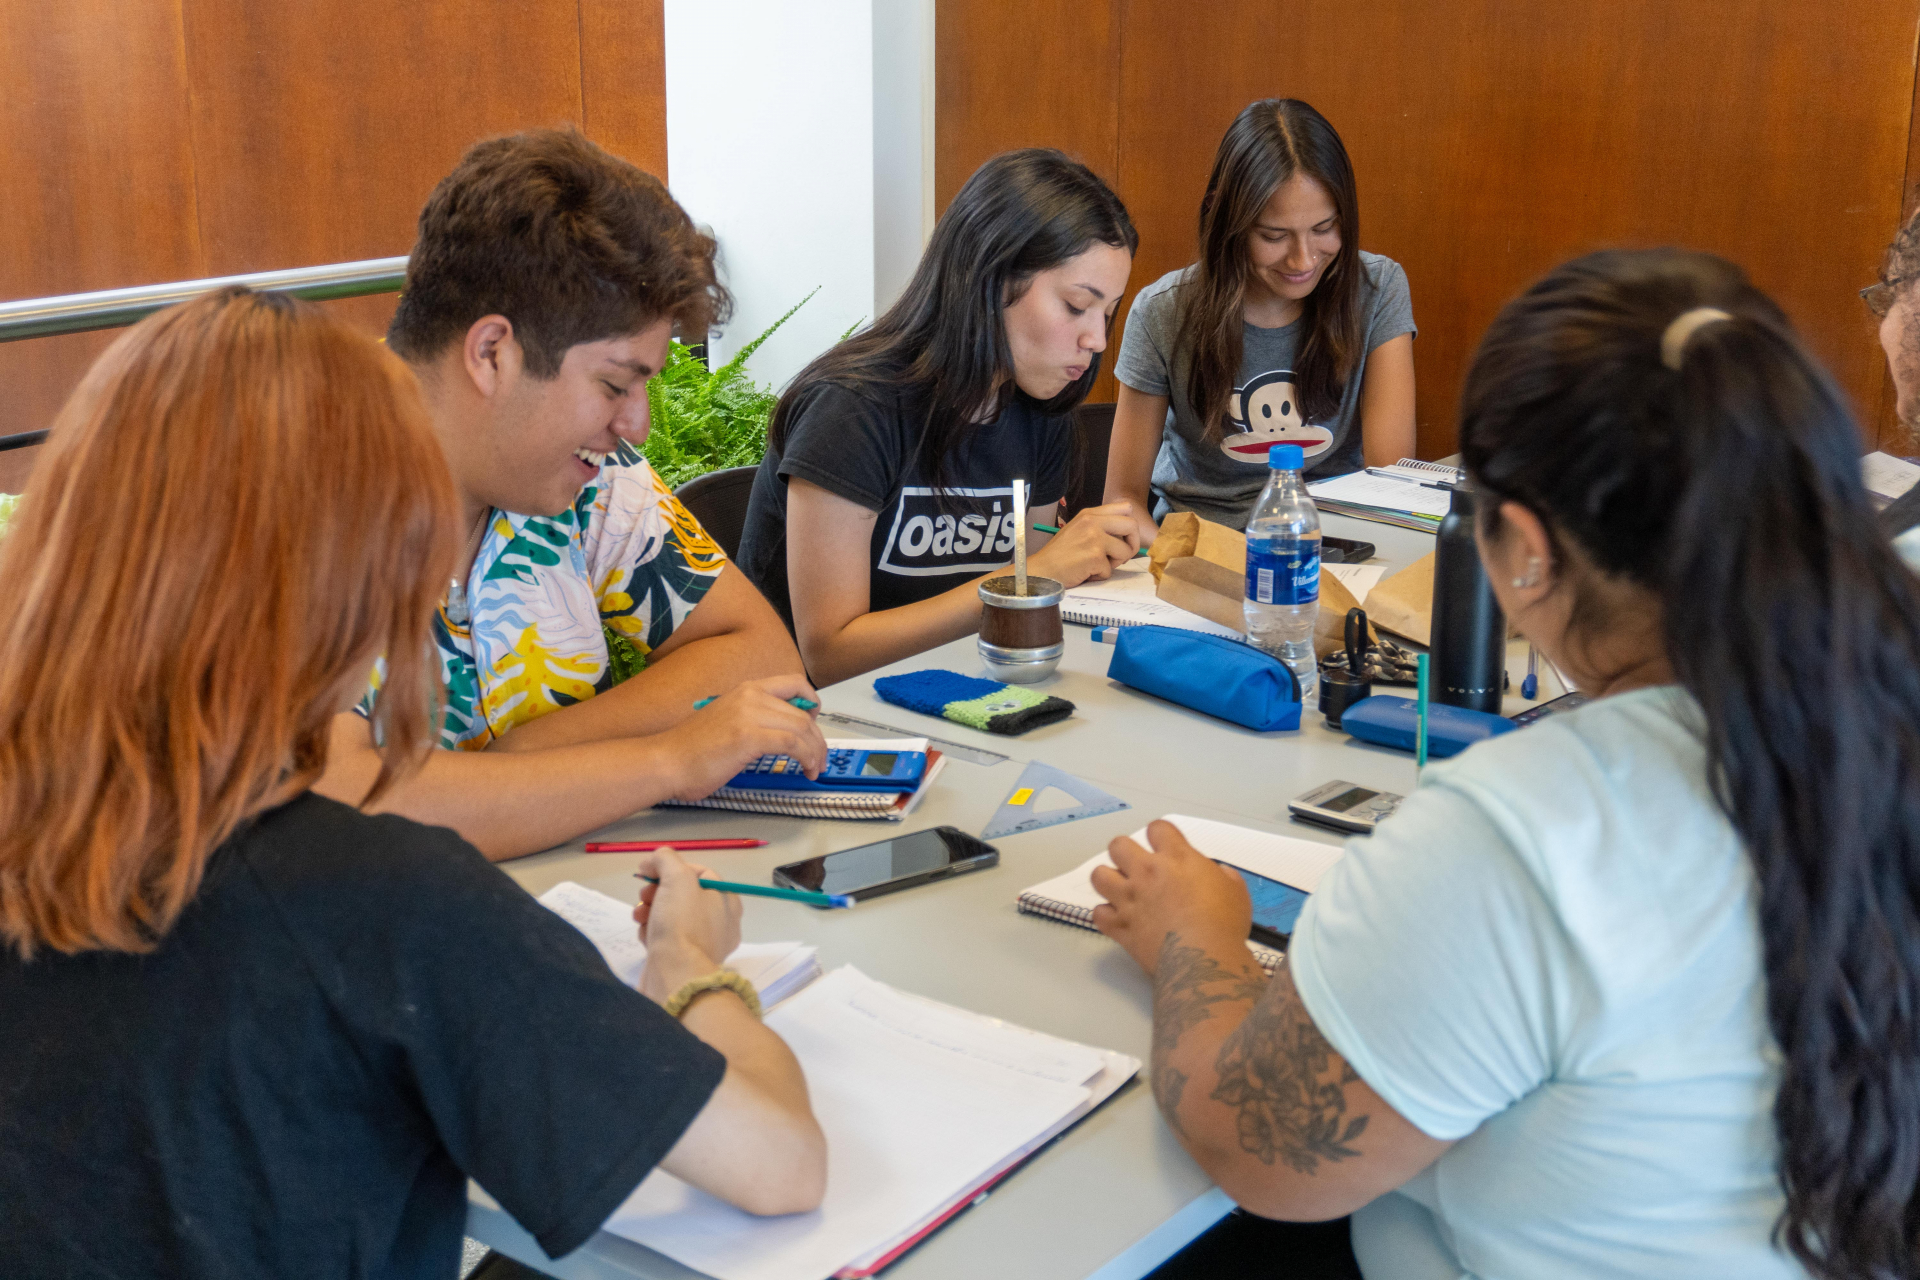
(1268, 444, 1304, 470)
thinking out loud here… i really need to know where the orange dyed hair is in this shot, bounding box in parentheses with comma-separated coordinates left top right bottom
(0, 288, 456, 959)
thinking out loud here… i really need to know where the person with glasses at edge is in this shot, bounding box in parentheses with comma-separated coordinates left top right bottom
(317, 130, 828, 860)
(0, 289, 825, 1279)
(1864, 208, 1920, 569)
(1095, 249, 1920, 1279)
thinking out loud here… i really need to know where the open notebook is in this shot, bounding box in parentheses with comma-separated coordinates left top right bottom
(1016, 815, 1350, 976)
(587, 966, 1137, 1280)
(1307, 458, 1458, 531)
(1063, 558, 1384, 635)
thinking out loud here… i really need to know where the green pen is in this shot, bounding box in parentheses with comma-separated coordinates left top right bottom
(691, 695, 819, 711)
(1414, 652, 1431, 770)
(1030, 523, 1149, 558)
(636, 874, 853, 909)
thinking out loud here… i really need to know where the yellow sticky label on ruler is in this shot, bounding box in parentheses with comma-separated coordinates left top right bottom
(1008, 788, 1034, 806)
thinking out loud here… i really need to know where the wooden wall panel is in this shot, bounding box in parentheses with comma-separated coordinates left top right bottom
(0, 0, 667, 492)
(0, 0, 206, 487)
(940, 0, 1920, 458)
(182, 0, 587, 275)
(581, 0, 669, 179)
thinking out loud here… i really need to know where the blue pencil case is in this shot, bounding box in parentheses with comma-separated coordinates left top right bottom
(1106, 625, 1302, 732)
(1340, 695, 1514, 757)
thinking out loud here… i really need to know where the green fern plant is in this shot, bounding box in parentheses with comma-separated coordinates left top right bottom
(0, 493, 18, 539)
(640, 292, 814, 489)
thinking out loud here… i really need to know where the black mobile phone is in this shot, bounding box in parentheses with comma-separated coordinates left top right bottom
(1225, 864, 1311, 951)
(772, 826, 1000, 904)
(1321, 535, 1377, 564)
(1509, 689, 1590, 727)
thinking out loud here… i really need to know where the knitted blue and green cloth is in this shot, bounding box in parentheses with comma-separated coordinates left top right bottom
(873, 669, 1075, 736)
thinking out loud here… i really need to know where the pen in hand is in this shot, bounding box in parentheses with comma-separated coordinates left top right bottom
(637, 874, 854, 910)
(692, 694, 819, 711)
(1030, 523, 1150, 558)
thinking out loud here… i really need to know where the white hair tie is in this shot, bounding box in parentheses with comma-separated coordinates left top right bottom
(1660, 307, 1733, 371)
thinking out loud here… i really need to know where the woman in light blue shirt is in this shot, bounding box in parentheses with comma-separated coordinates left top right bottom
(1094, 248, 1920, 1279)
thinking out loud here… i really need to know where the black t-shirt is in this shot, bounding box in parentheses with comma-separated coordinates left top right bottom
(0, 793, 724, 1279)
(737, 380, 1073, 626)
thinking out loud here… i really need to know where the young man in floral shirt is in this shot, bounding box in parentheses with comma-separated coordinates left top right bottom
(319, 129, 825, 859)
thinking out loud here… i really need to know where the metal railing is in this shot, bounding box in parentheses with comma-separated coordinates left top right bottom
(0, 255, 410, 452)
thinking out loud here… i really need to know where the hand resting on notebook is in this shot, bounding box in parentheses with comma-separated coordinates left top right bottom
(1090, 820, 1449, 1221)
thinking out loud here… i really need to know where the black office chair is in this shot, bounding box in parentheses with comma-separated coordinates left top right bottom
(674, 464, 760, 561)
(1064, 401, 1117, 518)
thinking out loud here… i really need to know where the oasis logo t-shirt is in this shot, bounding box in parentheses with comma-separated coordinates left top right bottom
(738, 380, 1072, 623)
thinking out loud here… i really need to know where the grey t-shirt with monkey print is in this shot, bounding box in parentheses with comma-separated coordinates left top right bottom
(1114, 252, 1415, 530)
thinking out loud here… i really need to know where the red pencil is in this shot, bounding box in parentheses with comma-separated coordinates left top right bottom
(584, 839, 769, 852)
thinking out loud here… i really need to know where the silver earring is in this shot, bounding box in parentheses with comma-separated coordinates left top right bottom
(1510, 556, 1543, 590)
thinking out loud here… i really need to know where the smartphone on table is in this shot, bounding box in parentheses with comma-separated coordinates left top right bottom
(772, 826, 1000, 904)
(1228, 865, 1311, 951)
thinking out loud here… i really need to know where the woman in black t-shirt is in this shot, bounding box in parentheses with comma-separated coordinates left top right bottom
(737, 149, 1146, 685)
(0, 290, 824, 1279)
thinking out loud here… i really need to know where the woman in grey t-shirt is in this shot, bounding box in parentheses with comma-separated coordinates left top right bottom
(1107, 99, 1417, 532)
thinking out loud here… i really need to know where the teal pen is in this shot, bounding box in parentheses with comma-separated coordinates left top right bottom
(636, 874, 853, 910)
(1415, 652, 1431, 770)
(1030, 523, 1149, 558)
(691, 695, 819, 711)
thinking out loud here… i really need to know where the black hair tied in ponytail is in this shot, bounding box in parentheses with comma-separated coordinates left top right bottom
(1460, 248, 1920, 1280)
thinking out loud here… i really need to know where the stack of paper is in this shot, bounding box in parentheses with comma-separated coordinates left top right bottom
(537, 881, 822, 1008)
(600, 965, 1138, 1280)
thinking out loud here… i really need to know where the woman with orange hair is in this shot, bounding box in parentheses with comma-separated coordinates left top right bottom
(0, 289, 823, 1277)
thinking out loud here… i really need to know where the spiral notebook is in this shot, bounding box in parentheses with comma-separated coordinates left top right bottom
(659, 739, 946, 821)
(1307, 457, 1459, 531)
(1060, 559, 1243, 637)
(1015, 815, 1351, 975)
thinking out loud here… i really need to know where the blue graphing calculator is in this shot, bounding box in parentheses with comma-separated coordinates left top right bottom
(725, 748, 928, 793)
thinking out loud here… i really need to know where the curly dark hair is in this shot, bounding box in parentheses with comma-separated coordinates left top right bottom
(389, 128, 728, 377)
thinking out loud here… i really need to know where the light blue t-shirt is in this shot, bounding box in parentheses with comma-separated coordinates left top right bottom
(1288, 687, 1801, 1280)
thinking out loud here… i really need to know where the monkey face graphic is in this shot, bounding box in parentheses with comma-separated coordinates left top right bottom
(1219, 370, 1334, 464)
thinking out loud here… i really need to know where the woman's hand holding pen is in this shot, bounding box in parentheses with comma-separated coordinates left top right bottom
(633, 849, 744, 1003)
(1029, 501, 1141, 587)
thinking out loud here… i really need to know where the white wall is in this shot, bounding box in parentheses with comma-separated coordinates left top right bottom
(664, 0, 933, 392)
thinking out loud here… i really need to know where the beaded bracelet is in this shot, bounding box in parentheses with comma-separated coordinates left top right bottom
(663, 969, 763, 1020)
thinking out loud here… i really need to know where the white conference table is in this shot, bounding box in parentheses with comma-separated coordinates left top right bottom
(466, 514, 1563, 1280)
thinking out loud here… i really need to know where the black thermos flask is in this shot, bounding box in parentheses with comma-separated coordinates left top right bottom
(1430, 485, 1506, 713)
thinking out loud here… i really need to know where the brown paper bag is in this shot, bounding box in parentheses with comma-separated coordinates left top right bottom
(1148, 511, 1247, 584)
(1365, 552, 1435, 645)
(1148, 509, 1374, 655)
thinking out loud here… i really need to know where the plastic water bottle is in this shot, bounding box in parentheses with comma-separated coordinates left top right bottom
(1244, 444, 1321, 699)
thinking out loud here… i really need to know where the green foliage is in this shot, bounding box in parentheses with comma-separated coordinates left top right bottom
(641, 293, 813, 490)
(0, 494, 17, 539)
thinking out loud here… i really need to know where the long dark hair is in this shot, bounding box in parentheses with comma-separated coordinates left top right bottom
(1461, 248, 1920, 1280)
(768, 148, 1136, 495)
(1177, 99, 1363, 441)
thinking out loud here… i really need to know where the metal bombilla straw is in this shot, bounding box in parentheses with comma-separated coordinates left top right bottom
(1012, 477, 1028, 596)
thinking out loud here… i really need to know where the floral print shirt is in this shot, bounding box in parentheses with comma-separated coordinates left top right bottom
(363, 445, 725, 750)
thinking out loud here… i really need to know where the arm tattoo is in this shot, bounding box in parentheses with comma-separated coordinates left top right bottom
(1210, 967, 1368, 1173)
(1150, 932, 1267, 1136)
